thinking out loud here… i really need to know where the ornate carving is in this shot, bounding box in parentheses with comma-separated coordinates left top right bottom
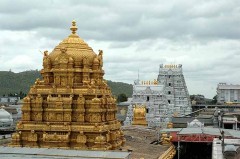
(83, 56, 89, 69)
(28, 130, 38, 142)
(36, 94, 43, 107)
(10, 131, 22, 147)
(132, 105, 148, 126)
(77, 131, 87, 143)
(9, 20, 124, 150)
(98, 50, 103, 67)
(43, 132, 70, 142)
(43, 50, 51, 69)
(161, 133, 173, 145)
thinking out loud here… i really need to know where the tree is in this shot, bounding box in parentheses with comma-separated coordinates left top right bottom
(190, 95, 195, 101)
(117, 93, 128, 103)
(190, 94, 206, 105)
(212, 95, 217, 104)
(19, 91, 26, 99)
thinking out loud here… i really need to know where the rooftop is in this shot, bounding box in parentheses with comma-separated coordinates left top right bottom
(212, 138, 240, 159)
(217, 84, 240, 90)
(161, 127, 240, 138)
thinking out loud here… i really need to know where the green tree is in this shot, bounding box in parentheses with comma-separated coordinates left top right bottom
(190, 95, 195, 101)
(212, 95, 217, 104)
(19, 91, 26, 99)
(117, 93, 128, 103)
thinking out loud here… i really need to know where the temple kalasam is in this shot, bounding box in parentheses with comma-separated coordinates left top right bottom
(10, 21, 125, 150)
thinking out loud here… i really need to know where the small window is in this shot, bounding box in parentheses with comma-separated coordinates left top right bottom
(168, 91, 171, 95)
(147, 96, 150, 101)
(146, 108, 149, 113)
(168, 100, 171, 104)
(169, 83, 171, 86)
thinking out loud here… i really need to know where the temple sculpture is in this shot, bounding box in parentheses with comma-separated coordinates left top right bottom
(10, 21, 125, 150)
(132, 105, 147, 126)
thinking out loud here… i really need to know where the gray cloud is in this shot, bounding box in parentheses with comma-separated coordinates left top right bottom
(0, 0, 240, 98)
(0, 0, 240, 42)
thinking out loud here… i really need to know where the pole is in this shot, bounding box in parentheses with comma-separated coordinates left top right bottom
(222, 131, 225, 153)
(178, 135, 180, 159)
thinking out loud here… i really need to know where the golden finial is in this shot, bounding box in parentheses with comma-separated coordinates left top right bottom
(70, 20, 78, 34)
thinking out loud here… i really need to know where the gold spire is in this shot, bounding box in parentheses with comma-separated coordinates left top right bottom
(70, 20, 78, 34)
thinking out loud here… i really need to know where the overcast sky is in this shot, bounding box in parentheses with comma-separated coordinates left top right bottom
(0, 0, 240, 98)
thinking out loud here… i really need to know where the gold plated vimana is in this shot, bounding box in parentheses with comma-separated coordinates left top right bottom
(10, 21, 125, 150)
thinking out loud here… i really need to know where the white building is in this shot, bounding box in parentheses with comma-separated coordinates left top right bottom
(124, 64, 192, 128)
(0, 107, 13, 129)
(217, 83, 240, 104)
(157, 64, 192, 116)
(0, 97, 20, 104)
(124, 79, 170, 127)
(222, 114, 238, 130)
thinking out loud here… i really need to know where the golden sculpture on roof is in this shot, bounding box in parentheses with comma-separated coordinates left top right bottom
(141, 79, 158, 85)
(164, 64, 179, 69)
(132, 105, 147, 126)
(10, 21, 125, 150)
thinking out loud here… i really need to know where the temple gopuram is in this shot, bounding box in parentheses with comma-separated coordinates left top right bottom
(10, 21, 125, 150)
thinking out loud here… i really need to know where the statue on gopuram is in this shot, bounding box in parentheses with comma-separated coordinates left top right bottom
(10, 20, 124, 150)
(132, 105, 148, 126)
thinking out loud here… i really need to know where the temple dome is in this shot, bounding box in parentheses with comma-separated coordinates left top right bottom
(187, 119, 204, 128)
(0, 108, 13, 122)
(48, 20, 97, 67)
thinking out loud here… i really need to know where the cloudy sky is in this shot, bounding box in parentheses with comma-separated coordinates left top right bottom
(0, 0, 240, 98)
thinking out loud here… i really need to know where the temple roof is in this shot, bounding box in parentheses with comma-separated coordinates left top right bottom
(0, 108, 13, 122)
(48, 20, 97, 65)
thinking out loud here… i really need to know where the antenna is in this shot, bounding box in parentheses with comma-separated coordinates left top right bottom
(138, 69, 139, 81)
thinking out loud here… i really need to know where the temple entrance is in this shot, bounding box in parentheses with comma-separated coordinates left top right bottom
(173, 142, 212, 159)
(223, 123, 233, 129)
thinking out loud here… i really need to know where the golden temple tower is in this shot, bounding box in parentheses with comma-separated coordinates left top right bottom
(10, 21, 125, 150)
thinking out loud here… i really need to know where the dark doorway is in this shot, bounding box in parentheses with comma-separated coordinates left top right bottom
(173, 142, 212, 159)
(224, 123, 233, 129)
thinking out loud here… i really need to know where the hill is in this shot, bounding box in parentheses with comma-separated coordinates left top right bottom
(106, 80, 132, 97)
(0, 70, 133, 98)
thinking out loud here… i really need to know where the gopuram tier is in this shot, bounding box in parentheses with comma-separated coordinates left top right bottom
(10, 21, 125, 150)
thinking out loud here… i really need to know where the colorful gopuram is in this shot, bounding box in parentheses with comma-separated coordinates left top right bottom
(10, 21, 125, 150)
